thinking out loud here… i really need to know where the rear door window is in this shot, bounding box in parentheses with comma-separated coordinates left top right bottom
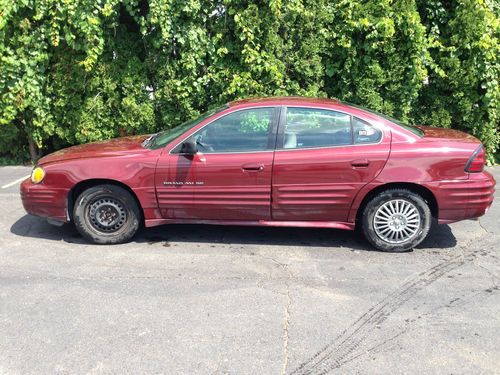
(282, 108, 352, 149)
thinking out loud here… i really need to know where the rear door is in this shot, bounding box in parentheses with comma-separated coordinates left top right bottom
(271, 106, 390, 222)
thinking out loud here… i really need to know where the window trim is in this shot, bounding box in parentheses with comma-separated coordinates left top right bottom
(275, 106, 385, 151)
(168, 106, 281, 155)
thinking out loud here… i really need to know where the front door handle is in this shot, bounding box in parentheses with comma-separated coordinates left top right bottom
(351, 159, 370, 168)
(242, 163, 265, 172)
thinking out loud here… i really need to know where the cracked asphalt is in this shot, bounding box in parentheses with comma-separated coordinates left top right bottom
(0, 166, 499, 374)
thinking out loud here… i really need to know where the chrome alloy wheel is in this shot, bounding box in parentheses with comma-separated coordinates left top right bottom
(373, 199, 421, 244)
(88, 197, 127, 233)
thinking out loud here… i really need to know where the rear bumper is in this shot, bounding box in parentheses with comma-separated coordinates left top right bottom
(20, 179, 69, 223)
(426, 171, 495, 224)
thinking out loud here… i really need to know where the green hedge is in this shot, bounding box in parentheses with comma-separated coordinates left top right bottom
(1, 0, 499, 163)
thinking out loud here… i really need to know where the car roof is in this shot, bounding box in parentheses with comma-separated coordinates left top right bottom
(225, 96, 425, 141)
(228, 96, 341, 108)
(226, 95, 382, 124)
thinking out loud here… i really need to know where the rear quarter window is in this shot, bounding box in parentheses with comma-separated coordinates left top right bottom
(353, 117, 382, 144)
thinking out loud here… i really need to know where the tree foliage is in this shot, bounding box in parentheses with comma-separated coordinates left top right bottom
(0, 0, 499, 163)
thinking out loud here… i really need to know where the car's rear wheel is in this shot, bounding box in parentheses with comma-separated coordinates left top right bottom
(361, 189, 431, 252)
(73, 184, 141, 244)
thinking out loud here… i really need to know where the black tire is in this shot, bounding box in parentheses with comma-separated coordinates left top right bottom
(73, 184, 141, 244)
(361, 189, 431, 252)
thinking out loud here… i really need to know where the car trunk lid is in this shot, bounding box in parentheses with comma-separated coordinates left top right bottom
(416, 126, 479, 143)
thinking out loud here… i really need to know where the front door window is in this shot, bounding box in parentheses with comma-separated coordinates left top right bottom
(190, 107, 275, 153)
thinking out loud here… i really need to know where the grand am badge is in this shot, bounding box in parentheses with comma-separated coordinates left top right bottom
(163, 181, 204, 185)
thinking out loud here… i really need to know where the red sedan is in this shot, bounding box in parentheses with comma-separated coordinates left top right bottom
(21, 97, 495, 252)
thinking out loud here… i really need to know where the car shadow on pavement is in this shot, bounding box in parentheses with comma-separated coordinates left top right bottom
(11, 214, 457, 251)
(10, 214, 87, 244)
(138, 224, 375, 251)
(417, 221, 457, 249)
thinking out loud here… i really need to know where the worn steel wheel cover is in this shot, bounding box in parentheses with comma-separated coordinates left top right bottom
(87, 196, 127, 233)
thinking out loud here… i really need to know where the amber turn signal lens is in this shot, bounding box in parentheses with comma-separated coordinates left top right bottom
(31, 167, 45, 184)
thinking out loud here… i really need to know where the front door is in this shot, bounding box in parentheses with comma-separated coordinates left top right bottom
(156, 107, 279, 220)
(271, 106, 391, 222)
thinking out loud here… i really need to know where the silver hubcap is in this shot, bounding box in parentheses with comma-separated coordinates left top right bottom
(373, 199, 421, 244)
(88, 197, 127, 233)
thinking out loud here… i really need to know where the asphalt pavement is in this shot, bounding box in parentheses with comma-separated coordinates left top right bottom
(0, 166, 499, 374)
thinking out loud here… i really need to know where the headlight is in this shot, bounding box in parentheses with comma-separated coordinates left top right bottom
(31, 166, 45, 184)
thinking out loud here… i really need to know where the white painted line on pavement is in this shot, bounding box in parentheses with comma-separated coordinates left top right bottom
(1, 175, 30, 189)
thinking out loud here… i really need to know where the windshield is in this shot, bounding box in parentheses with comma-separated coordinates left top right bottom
(144, 105, 228, 149)
(344, 102, 424, 137)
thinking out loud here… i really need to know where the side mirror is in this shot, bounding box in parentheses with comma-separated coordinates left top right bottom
(180, 137, 197, 155)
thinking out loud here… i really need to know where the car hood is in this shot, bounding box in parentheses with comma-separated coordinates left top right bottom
(416, 126, 479, 143)
(38, 135, 151, 165)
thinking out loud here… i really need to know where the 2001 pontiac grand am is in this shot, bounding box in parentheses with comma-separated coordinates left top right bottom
(21, 97, 495, 252)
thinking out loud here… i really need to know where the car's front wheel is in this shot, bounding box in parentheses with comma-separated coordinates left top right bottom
(361, 189, 432, 252)
(73, 184, 141, 244)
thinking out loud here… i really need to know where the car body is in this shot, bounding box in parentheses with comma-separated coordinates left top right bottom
(21, 96, 496, 251)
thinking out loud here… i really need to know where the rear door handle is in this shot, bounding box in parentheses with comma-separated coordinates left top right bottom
(351, 159, 370, 168)
(242, 163, 265, 172)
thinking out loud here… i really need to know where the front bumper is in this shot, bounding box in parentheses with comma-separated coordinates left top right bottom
(20, 178, 69, 223)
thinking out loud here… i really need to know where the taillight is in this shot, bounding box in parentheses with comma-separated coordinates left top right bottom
(465, 145, 485, 173)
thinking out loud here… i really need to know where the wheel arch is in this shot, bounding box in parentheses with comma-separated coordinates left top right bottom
(67, 179, 144, 223)
(355, 182, 438, 224)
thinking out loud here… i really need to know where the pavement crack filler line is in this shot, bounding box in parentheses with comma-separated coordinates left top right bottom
(477, 218, 490, 234)
(259, 254, 294, 375)
(281, 264, 293, 375)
